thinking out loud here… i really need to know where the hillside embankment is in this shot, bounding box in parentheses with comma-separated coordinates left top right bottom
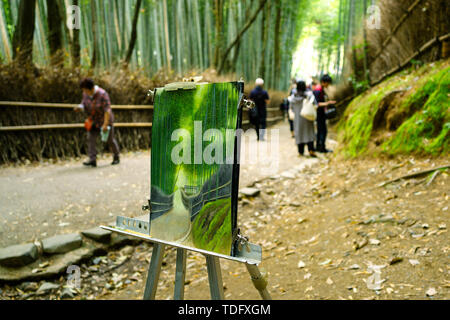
(335, 59, 449, 158)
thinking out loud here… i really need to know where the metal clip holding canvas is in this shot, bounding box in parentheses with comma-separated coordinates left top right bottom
(241, 98, 255, 110)
(147, 90, 155, 104)
(142, 199, 151, 212)
(236, 233, 251, 253)
(182, 76, 203, 83)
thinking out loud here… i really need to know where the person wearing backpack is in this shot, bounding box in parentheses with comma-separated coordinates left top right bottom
(288, 81, 317, 157)
(249, 78, 270, 141)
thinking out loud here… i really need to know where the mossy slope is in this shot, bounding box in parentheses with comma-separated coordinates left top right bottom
(337, 59, 450, 158)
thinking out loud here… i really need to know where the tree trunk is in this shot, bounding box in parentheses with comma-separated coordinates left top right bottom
(231, 1, 253, 72)
(273, 0, 282, 87)
(213, 0, 224, 69)
(259, 1, 270, 79)
(12, 0, 37, 65)
(205, 0, 213, 68)
(162, 0, 171, 71)
(362, 0, 370, 84)
(335, 0, 343, 78)
(349, 0, 357, 80)
(124, 0, 142, 65)
(46, 0, 63, 65)
(112, 0, 122, 54)
(341, 0, 349, 76)
(90, 0, 98, 68)
(71, 0, 80, 67)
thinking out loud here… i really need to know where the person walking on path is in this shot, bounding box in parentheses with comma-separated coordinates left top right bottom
(288, 80, 317, 157)
(75, 78, 120, 167)
(280, 97, 289, 122)
(250, 78, 270, 141)
(313, 74, 336, 153)
(281, 97, 295, 138)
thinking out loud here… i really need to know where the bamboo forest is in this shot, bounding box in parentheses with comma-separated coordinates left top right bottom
(0, 0, 304, 90)
(0, 0, 449, 303)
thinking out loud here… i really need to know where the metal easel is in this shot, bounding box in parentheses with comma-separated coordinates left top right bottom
(102, 215, 271, 300)
(101, 80, 271, 300)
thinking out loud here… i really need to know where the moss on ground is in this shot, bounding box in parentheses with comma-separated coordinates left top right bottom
(382, 67, 449, 155)
(337, 59, 450, 158)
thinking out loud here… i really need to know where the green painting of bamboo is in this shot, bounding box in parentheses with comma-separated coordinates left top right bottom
(150, 82, 242, 256)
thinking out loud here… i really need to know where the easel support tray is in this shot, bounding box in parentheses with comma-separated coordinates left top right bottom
(101, 215, 262, 265)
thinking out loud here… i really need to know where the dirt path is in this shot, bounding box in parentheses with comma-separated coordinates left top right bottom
(8, 155, 440, 301)
(0, 122, 333, 247)
(89, 156, 448, 300)
(3, 122, 447, 300)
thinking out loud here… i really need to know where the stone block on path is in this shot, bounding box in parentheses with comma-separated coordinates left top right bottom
(81, 227, 112, 243)
(0, 243, 38, 267)
(42, 234, 82, 254)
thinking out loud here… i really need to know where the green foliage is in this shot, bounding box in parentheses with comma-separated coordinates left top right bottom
(382, 67, 450, 156)
(337, 61, 450, 158)
(349, 76, 370, 94)
(294, 0, 340, 77)
(410, 59, 424, 68)
(1, 0, 13, 38)
(337, 84, 393, 157)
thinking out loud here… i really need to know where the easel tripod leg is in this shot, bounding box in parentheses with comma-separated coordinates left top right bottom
(206, 255, 225, 300)
(246, 263, 272, 300)
(143, 243, 166, 300)
(173, 248, 187, 300)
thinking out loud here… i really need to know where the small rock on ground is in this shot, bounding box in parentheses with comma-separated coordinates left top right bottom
(37, 282, 60, 293)
(239, 187, 261, 197)
(60, 287, 76, 299)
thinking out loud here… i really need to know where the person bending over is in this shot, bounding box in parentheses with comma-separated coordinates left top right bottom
(75, 78, 120, 167)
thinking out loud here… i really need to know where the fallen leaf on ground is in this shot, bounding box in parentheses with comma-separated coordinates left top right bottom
(408, 259, 420, 266)
(426, 288, 437, 297)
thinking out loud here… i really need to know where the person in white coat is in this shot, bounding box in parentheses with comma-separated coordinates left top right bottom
(288, 80, 317, 157)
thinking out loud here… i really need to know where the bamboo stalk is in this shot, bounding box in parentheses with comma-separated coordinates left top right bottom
(162, 0, 171, 71)
(0, 0, 12, 61)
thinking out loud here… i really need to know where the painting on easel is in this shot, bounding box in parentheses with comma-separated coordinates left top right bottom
(149, 82, 243, 256)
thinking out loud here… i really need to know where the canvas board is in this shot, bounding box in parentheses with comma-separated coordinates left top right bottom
(148, 81, 244, 256)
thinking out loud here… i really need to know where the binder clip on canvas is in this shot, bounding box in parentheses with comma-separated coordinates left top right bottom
(102, 78, 271, 300)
